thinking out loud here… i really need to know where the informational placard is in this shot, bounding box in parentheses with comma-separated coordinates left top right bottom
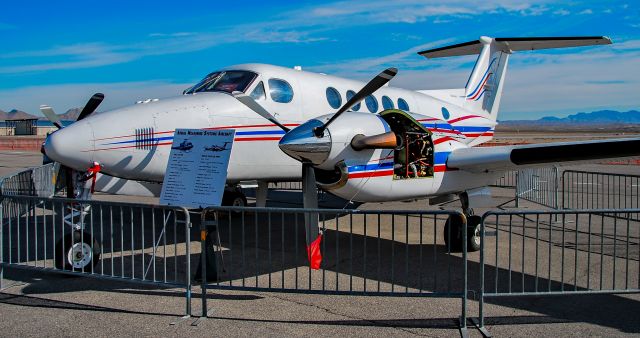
(160, 128, 235, 209)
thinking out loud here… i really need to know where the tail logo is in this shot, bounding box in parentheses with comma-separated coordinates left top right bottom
(466, 58, 496, 101)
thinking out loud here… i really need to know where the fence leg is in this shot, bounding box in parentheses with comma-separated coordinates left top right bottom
(514, 172, 519, 208)
(472, 218, 492, 337)
(460, 214, 469, 338)
(185, 218, 192, 318)
(200, 219, 208, 320)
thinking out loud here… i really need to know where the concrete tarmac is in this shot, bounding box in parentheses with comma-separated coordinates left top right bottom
(1, 150, 640, 337)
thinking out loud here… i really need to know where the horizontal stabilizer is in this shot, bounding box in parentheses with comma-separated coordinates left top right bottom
(419, 36, 611, 58)
(447, 138, 640, 173)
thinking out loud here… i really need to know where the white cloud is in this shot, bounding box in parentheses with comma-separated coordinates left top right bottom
(553, 9, 571, 16)
(1, 0, 560, 75)
(579, 9, 594, 14)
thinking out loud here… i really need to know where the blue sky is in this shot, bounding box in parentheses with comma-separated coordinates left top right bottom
(0, 0, 638, 120)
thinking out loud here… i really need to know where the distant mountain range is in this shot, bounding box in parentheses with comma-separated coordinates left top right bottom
(2, 107, 639, 128)
(0, 108, 81, 122)
(501, 110, 640, 124)
(497, 110, 640, 132)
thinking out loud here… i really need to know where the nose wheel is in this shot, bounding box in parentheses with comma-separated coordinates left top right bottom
(55, 231, 101, 271)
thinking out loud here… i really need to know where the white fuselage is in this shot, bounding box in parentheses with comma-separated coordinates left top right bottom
(45, 63, 498, 202)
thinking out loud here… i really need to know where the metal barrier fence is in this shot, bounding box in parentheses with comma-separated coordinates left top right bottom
(198, 206, 470, 332)
(492, 170, 517, 188)
(562, 170, 640, 219)
(0, 195, 193, 316)
(515, 166, 559, 209)
(0, 162, 59, 198)
(477, 209, 640, 336)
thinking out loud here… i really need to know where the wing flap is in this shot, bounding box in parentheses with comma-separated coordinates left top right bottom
(447, 138, 640, 173)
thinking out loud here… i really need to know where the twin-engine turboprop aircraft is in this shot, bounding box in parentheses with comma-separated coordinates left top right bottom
(41, 36, 640, 259)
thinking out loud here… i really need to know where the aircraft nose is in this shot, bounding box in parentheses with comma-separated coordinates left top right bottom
(278, 119, 331, 166)
(43, 120, 95, 170)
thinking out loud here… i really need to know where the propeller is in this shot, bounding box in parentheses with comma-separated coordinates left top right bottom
(77, 93, 105, 121)
(39, 105, 63, 129)
(39, 92, 105, 129)
(313, 67, 397, 137)
(40, 93, 105, 198)
(230, 68, 398, 269)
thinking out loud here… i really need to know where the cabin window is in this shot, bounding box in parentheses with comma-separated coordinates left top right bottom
(398, 98, 410, 111)
(346, 90, 361, 111)
(326, 87, 342, 109)
(382, 96, 394, 110)
(365, 95, 378, 113)
(441, 107, 450, 120)
(268, 78, 294, 103)
(250, 81, 266, 100)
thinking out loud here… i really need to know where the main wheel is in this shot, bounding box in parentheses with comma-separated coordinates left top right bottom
(55, 231, 101, 271)
(222, 191, 247, 207)
(443, 214, 464, 252)
(467, 215, 482, 252)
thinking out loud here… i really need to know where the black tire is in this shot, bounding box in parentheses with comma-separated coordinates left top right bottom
(444, 214, 464, 252)
(55, 231, 101, 271)
(222, 191, 247, 207)
(467, 215, 482, 252)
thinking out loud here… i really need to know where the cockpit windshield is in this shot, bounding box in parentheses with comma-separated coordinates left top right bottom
(184, 71, 258, 95)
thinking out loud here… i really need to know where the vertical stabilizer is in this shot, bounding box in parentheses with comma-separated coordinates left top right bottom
(418, 36, 611, 122)
(463, 37, 509, 119)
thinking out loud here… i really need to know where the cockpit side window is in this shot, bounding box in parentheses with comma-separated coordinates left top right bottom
(204, 71, 257, 93)
(250, 81, 266, 100)
(268, 78, 294, 103)
(184, 72, 221, 94)
(186, 71, 258, 94)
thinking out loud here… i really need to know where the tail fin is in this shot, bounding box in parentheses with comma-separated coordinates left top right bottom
(418, 36, 611, 120)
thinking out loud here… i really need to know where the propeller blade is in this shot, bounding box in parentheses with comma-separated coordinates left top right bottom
(350, 131, 398, 151)
(77, 93, 104, 121)
(314, 67, 398, 136)
(232, 91, 290, 132)
(302, 162, 322, 269)
(40, 105, 63, 129)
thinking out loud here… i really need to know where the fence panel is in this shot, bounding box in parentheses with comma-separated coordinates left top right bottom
(562, 170, 640, 219)
(0, 162, 59, 198)
(198, 206, 470, 332)
(492, 170, 517, 188)
(478, 209, 640, 333)
(515, 167, 559, 209)
(0, 195, 192, 315)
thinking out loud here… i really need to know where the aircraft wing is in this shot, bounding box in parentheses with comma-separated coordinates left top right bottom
(446, 138, 640, 173)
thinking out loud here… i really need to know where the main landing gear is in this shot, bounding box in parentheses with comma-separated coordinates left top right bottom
(443, 192, 481, 252)
(221, 187, 248, 207)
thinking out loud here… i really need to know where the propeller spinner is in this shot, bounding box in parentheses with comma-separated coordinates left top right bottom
(40, 93, 104, 198)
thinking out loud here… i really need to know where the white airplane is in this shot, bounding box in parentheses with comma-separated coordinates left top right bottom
(41, 36, 640, 261)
